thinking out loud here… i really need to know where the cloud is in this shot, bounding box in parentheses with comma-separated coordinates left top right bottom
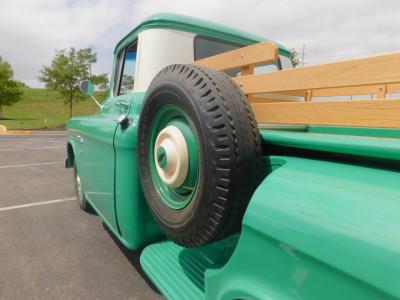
(1, 0, 399, 87)
(0, 0, 135, 87)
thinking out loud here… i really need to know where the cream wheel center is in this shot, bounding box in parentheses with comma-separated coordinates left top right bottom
(154, 125, 189, 187)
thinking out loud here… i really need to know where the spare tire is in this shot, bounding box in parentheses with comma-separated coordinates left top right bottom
(138, 64, 262, 247)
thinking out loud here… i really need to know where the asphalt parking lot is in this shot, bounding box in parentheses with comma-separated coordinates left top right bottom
(0, 133, 162, 299)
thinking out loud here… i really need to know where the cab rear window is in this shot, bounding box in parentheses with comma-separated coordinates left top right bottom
(194, 35, 241, 60)
(193, 35, 282, 76)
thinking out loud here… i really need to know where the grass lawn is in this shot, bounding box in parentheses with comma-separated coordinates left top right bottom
(0, 88, 106, 130)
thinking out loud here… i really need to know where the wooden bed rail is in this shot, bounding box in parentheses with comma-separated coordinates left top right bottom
(193, 42, 400, 128)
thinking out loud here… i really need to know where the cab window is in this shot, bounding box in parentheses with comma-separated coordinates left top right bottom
(193, 35, 281, 76)
(194, 35, 241, 60)
(113, 42, 137, 96)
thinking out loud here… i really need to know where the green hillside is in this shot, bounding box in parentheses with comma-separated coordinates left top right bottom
(0, 88, 106, 130)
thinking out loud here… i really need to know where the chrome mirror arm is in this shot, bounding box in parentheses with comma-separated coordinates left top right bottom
(90, 95, 104, 111)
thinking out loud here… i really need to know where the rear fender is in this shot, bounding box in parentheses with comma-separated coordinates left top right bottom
(206, 155, 400, 299)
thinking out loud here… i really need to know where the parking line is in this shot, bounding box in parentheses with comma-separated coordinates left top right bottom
(0, 161, 64, 169)
(0, 146, 64, 151)
(0, 197, 76, 212)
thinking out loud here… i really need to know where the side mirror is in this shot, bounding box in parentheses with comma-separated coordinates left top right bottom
(79, 80, 94, 96)
(79, 80, 103, 110)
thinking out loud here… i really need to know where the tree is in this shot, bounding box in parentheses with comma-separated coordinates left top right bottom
(80, 47, 97, 76)
(91, 73, 109, 91)
(39, 47, 97, 119)
(0, 57, 23, 120)
(121, 74, 134, 94)
(289, 48, 300, 68)
(16, 81, 29, 88)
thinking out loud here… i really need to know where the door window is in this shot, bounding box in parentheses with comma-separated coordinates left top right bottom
(113, 42, 137, 96)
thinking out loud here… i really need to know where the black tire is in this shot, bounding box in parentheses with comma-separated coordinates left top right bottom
(138, 64, 262, 247)
(73, 162, 91, 212)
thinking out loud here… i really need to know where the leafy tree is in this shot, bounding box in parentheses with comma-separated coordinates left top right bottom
(16, 81, 29, 88)
(289, 48, 300, 68)
(80, 47, 97, 76)
(91, 73, 109, 91)
(39, 47, 97, 119)
(121, 74, 134, 94)
(0, 57, 23, 120)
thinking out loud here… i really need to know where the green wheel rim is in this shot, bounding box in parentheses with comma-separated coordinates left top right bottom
(149, 104, 199, 210)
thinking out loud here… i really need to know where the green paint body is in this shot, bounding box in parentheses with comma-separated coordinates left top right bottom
(66, 13, 400, 299)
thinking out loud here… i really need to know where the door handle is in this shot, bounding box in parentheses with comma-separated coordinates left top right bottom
(115, 101, 129, 108)
(117, 114, 131, 130)
(72, 134, 84, 143)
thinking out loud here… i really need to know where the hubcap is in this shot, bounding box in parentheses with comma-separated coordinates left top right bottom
(154, 125, 189, 188)
(149, 104, 200, 210)
(157, 146, 168, 169)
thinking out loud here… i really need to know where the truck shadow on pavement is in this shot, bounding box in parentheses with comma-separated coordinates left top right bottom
(102, 222, 162, 295)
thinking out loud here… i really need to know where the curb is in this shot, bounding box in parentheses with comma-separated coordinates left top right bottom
(0, 125, 33, 135)
(0, 130, 33, 135)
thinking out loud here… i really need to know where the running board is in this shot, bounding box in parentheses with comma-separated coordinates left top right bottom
(140, 236, 238, 300)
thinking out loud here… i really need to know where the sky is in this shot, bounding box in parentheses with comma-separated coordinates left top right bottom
(1, 0, 400, 87)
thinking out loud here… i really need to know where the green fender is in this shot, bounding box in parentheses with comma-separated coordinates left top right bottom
(206, 156, 400, 299)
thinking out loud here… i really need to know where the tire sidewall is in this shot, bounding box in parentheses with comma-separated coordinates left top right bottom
(138, 65, 261, 246)
(73, 162, 87, 211)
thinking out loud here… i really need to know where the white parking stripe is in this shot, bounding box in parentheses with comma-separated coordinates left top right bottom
(0, 161, 64, 169)
(0, 197, 76, 212)
(0, 146, 64, 151)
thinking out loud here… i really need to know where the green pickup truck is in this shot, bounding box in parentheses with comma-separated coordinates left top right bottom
(65, 13, 400, 300)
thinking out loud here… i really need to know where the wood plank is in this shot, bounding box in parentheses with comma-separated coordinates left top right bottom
(247, 95, 298, 103)
(241, 64, 254, 76)
(251, 99, 400, 128)
(193, 41, 278, 71)
(275, 90, 307, 97)
(305, 90, 312, 102)
(312, 84, 385, 97)
(376, 85, 387, 99)
(248, 93, 303, 103)
(275, 85, 385, 99)
(388, 83, 400, 93)
(233, 52, 400, 94)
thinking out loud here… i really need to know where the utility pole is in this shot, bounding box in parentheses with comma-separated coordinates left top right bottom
(301, 44, 306, 67)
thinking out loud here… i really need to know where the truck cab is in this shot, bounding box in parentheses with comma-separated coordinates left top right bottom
(67, 13, 400, 300)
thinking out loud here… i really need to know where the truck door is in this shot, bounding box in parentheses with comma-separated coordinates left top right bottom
(78, 42, 137, 232)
